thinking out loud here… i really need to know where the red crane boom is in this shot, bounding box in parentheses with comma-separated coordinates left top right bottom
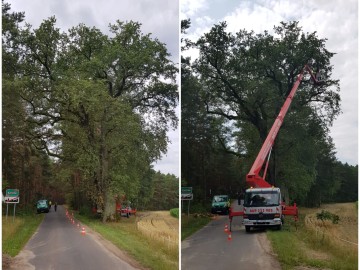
(246, 65, 319, 188)
(229, 65, 320, 228)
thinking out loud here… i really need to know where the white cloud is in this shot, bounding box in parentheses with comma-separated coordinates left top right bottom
(180, 0, 208, 19)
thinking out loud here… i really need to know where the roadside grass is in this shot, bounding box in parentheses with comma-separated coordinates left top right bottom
(181, 214, 211, 240)
(267, 203, 357, 270)
(76, 213, 178, 270)
(2, 212, 44, 257)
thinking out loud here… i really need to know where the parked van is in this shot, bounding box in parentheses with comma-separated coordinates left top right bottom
(37, 199, 50, 213)
(211, 195, 230, 214)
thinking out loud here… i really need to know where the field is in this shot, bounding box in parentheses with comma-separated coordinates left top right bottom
(137, 211, 179, 249)
(302, 203, 357, 255)
(267, 202, 358, 270)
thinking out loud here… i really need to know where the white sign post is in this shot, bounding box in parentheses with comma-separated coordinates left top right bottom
(181, 187, 193, 217)
(5, 189, 19, 222)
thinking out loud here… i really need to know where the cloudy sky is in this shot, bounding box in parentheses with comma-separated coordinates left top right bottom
(9, 0, 180, 176)
(181, 0, 358, 166)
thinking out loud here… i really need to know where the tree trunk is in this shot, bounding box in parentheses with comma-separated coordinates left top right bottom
(99, 112, 116, 222)
(103, 193, 116, 222)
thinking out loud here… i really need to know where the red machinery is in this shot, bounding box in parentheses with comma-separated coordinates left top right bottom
(229, 65, 321, 231)
(116, 202, 137, 217)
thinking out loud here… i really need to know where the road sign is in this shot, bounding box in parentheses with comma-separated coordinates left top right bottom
(5, 189, 19, 204)
(181, 193, 193, 200)
(181, 187, 192, 194)
(6, 189, 19, 197)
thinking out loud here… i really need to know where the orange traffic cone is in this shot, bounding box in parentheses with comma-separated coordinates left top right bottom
(81, 227, 86, 235)
(224, 224, 229, 233)
(227, 233, 232, 241)
(77, 223, 80, 228)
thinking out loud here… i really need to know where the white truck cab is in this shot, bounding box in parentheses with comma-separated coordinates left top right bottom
(242, 187, 283, 232)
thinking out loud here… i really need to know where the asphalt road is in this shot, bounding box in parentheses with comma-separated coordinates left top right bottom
(181, 201, 281, 270)
(13, 205, 139, 270)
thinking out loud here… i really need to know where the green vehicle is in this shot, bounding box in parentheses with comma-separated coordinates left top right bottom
(37, 199, 50, 213)
(211, 195, 230, 214)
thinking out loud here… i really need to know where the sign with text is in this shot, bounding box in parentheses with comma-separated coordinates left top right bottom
(181, 187, 193, 200)
(181, 187, 192, 194)
(5, 189, 19, 204)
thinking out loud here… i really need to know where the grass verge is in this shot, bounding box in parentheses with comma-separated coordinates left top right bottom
(76, 214, 178, 270)
(181, 214, 211, 240)
(2, 212, 44, 257)
(267, 203, 357, 270)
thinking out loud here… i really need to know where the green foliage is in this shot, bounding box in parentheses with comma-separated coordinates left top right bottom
(170, 208, 179, 218)
(79, 205, 91, 216)
(181, 19, 346, 207)
(146, 172, 179, 210)
(2, 2, 178, 221)
(187, 202, 209, 214)
(332, 163, 358, 203)
(316, 210, 340, 224)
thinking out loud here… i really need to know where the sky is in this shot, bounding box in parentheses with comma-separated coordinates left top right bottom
(8, 0, 180, 177)
(181, 0, 358, 166)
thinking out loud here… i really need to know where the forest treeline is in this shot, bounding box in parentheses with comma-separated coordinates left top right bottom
(2, 2, 178, 220)
(181, 19, 357, 208)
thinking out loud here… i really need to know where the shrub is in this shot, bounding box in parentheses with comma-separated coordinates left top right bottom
(316, 210, 340, 224)
(170, 208, 179, 218)
(79, 205, 91, 216)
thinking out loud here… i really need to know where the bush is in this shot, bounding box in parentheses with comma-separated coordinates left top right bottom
(170, 208, 179, 218)
(79, 205, 91, 216)
(316, 210, 340, 224)
(188, 202, 208, 214)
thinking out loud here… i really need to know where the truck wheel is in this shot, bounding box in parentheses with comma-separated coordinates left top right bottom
(245, 226, 251, 232)
(276, 224, 282, 230)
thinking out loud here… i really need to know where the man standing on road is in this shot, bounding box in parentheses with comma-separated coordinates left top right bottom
(54, 202, 57, 212)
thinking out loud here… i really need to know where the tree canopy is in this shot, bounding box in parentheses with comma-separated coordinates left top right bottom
(2, 2, 178, 220)
(181, 19, 356, 206)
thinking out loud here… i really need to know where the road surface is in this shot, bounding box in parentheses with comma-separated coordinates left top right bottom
(11, 205, 141, 270)
(181, 201, 281, 270)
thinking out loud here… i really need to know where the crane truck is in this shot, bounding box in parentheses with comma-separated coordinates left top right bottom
(229, 64, 322, 232)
